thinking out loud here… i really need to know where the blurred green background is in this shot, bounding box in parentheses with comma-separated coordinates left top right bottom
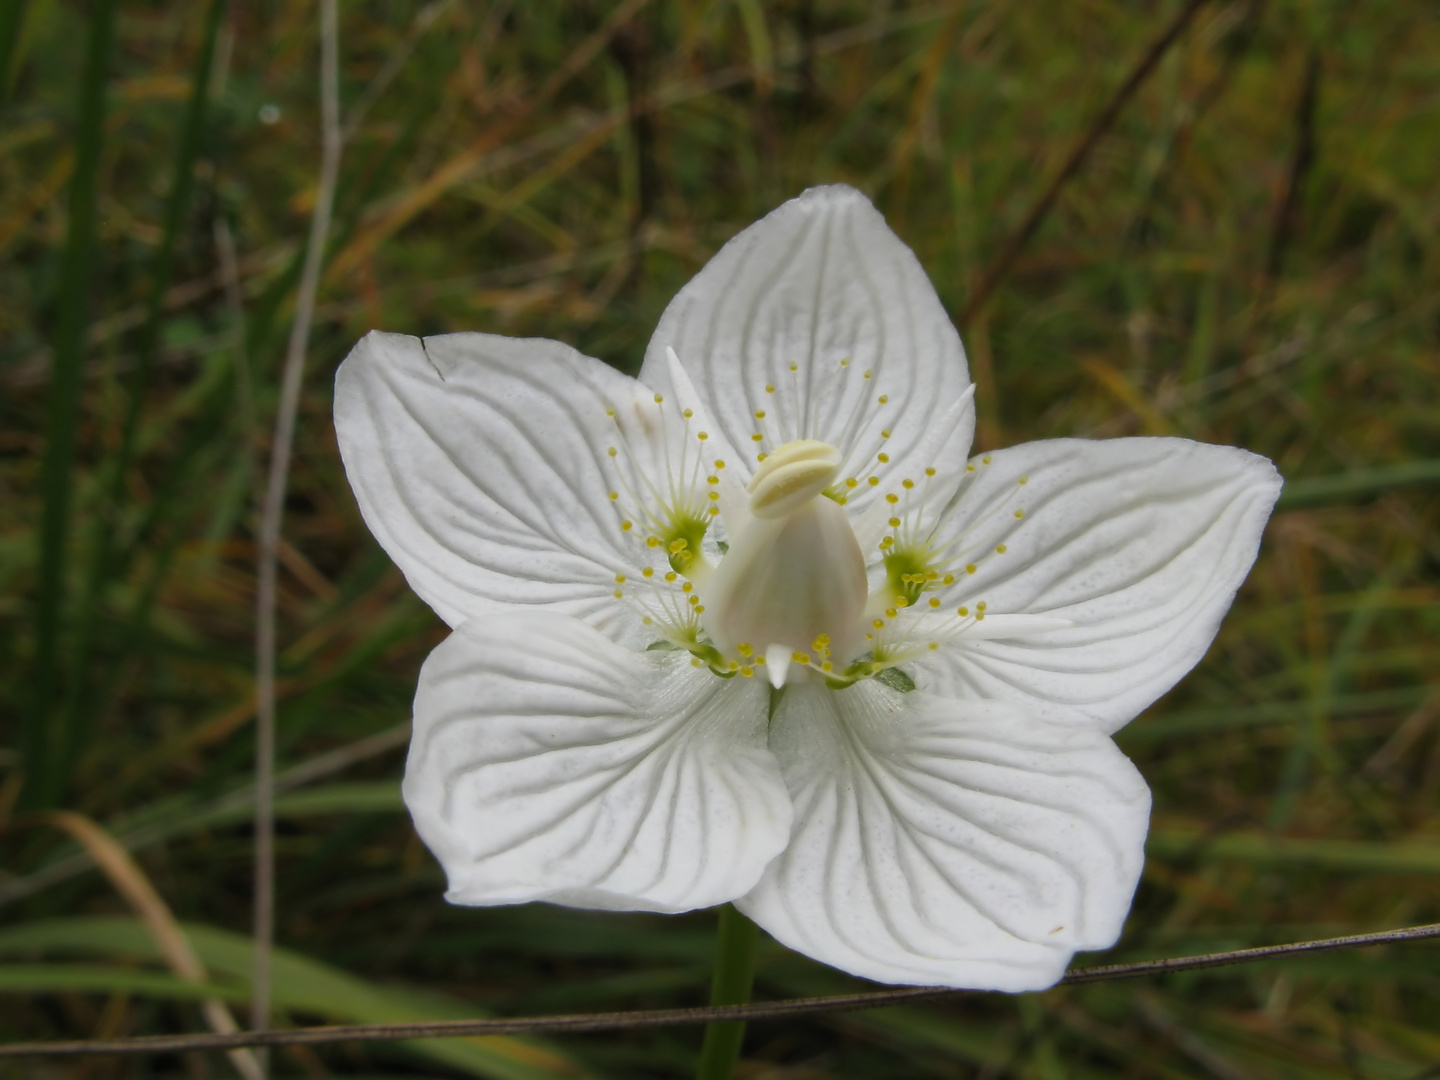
(3, 0, 1439, 1076)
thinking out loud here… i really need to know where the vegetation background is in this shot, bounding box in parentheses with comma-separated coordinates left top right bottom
(2, 0, 1439, 1076)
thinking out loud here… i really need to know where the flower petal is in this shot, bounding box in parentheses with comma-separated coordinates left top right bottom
(639, 185, 974, 517)
(404, 611, 793, 914)
(335, 330, 679, 642)
(738, 681, 1149, 990)
(915, 438, 1281, 732)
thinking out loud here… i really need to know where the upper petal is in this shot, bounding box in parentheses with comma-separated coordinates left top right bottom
(404, 612, 793, 914)
(913, 438, 1282, 732)
(737, 681, 1150, 990)
(639, 185, 975, 519)
(335, 330, 681, 642)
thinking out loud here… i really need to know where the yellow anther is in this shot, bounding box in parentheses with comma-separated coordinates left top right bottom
(789, 362, 798, 372)
(942, 574, 955, 585)
(688, 595, 700, 606)
(813, 634, 830, 648)
(977, 601, 987, 611)
(694, 605, 705, 613)
(863, 369, 872, 379)
(692, 658, 703, 667)
(757, 453, 767, 462)
(885, 608, 898, 619)
(894, 597, 908, 608)
(983, 455, 992, 464)
(928, 642, 939, 650)
(709, 491, 720, 501)
(873, 619, 885, 629)
(966, 463, 976, 473)
(707, 507, 719, 516)
(821, 661, 834, 672)
(642, 616, 653, 625)
(646, 536, 660, 547)
(682, 581, 693, 592)
(1019, 475, 1029, 485)
(881, 429, 892, 439)
(792, 652, 810, 664)
(738, 643, 753, 657)
(606, 408, 616, 418)
(765, 384, 775, 393)
(669, 538, 688, 553)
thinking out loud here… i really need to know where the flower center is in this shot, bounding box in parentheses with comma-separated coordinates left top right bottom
(702, 440, 867, 686)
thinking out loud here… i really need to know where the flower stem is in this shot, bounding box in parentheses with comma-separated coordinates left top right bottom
(695, 904, 760, 1080)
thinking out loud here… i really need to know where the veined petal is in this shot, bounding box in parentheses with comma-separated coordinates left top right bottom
(404, 612, 792, 914)
(738, 681, 1149, 990)
(914, 438, 1282, 732)
(335, 331, 692, 644)
(639, 185, 974, 519)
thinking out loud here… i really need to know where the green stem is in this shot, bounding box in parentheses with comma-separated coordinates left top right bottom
(695, 904, 760, 1080)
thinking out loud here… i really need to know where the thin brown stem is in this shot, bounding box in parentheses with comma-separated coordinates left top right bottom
(959, 0, 1211, 327)
(5, 922, 1437, 1059)
(251, 0, 340, 1073)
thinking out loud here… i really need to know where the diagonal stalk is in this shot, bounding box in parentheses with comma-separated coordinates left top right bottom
(695, 904, 761, 1080)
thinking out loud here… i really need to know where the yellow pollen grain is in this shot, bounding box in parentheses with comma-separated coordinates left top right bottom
(888, 517, 901, 528)
(845, 477, 858, 488)
(765, 383, 775, 393)
(607, 447, 617, 457)
(877, 453, 890, 464)
(608, 490, 619, 501)
(754, 410, 766, 419)
(929, 597, 940, 608)
(902, 479, 914, 489)
(752, 433, 763, 442)
(642, 567, 654, 577)
(925, 467, 936, 477)
(707, 506, 719, 516)
(615, 574, 626, 583)
(868, 476, 880, 486)
(715, 459, 726, 469)
(683, 408, 693, 418)
(665, 571, 677, 581)
(966, 564, 977, 574)
(885, 493, 899, 504)
(942, 574, 955, 585)
(698, 431, 709, 441)
(654, 393, 664, 403)
(740, 666, 754, 677)
(612, 589, 623, 598)
(707, 475, 719, 485)
(878, 394, 889, 404)
(881, 429, 891, 439)
(996, 543, 1007, 554)
(957, 606, 969, 617)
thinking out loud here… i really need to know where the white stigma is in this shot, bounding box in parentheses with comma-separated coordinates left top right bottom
(702, 440, 867, 685)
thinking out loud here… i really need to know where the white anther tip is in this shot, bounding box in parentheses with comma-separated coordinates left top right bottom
(765, 643, 792, 689)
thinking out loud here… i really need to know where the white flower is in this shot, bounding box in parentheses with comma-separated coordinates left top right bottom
(334, 185, 1281, 991)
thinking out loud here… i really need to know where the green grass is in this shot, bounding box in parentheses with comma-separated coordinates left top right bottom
(3, 0, 1439, 1077)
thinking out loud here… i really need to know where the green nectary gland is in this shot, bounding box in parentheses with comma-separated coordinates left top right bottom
(882, 548, 932, 607)
(661, 513, 711, 575)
